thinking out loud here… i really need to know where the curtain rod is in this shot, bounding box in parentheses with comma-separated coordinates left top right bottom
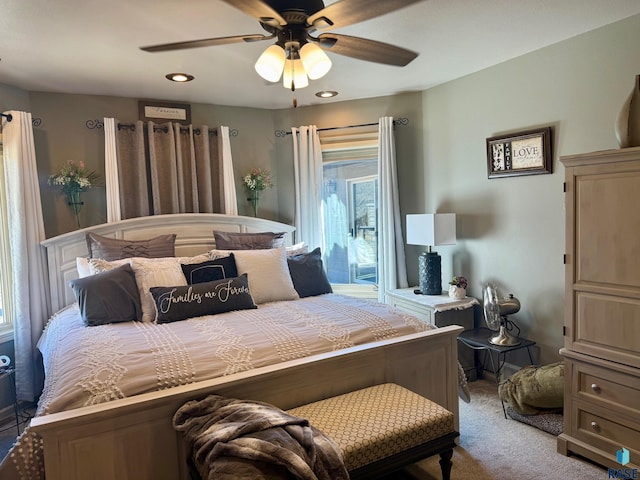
(116, 122, 218, 136)
(0, 113, 13, 122)
(275, 117, 408, 137)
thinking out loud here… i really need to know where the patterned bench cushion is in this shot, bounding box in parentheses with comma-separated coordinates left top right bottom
(287, 383, 455, 470)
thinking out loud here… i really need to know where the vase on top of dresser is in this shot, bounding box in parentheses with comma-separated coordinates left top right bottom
(448, 276, 467, 299)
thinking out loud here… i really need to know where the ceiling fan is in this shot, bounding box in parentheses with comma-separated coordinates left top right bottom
(140, 0, 423, 91)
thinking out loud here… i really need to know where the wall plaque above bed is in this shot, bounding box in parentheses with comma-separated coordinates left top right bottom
(138, 100, 192, 125)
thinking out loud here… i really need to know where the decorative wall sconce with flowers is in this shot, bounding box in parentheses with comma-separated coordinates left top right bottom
(48, 160, 99, 228)
(242, 167, 273, 217)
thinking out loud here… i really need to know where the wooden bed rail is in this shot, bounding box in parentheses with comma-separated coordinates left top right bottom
(31, 325, 462, 480)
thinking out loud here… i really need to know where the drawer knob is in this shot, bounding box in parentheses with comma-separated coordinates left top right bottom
(591, 421, 600, 432)
(590, 383, 601, 394)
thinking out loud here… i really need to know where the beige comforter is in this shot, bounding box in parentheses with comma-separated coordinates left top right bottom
(2, 294, 431, 479)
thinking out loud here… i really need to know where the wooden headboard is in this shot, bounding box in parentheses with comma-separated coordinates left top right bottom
(40, 213, 296, 315)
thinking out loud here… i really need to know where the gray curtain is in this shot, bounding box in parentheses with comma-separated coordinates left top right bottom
(113, 121, 232, 219)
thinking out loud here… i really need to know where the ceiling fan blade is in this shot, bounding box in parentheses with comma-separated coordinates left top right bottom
(140, 34, 273, 53)
(221, 0, 287, 27)
(316, 33, 418, 66)
(308, 0, 424, 30)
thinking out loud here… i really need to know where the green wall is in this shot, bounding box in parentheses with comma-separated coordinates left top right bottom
(421, 13, 640, 364)
(1, 13, 639, 371)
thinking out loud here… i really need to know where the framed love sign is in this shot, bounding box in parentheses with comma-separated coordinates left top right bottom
(486, 127, 552, 178)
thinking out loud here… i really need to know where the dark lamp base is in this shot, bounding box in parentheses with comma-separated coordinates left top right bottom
(418, 251, 442, 295)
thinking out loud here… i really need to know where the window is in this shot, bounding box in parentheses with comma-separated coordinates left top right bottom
(320, 129, 379, 297)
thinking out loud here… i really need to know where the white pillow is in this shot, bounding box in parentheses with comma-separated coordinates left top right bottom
(76, 257, 92, 278)
(128, 257, 189, 322)
(285, 242, 308, 257)
(210, 247, 299, 305)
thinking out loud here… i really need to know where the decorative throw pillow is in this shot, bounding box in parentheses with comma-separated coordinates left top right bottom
(285, 242, 308, 257)
(150, 274, 257, 324)
(287, 247, 333, 298)
(213, 231, 286, 250)
(76, 257, 92, 278)
(128, 257, 189, 322)
(88, 257, 130, 275)
(69, 264, 142, 326)
(86, 232, 177, 261)
(181, 254, 237, 284)
(209, 247, 299, 304)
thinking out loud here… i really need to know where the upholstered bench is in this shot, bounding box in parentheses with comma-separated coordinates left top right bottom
(287, 383, 459, 480)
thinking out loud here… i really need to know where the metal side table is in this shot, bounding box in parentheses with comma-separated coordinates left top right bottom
(457, 327, 536, 418)
(0, 366, 20, 434)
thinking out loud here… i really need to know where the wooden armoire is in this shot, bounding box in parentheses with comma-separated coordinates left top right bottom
(557, 147, 640, 469)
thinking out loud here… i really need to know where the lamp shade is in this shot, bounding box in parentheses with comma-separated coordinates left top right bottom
(282, 58, 309, 89)
(406, 214, 456, 247)
(255, 45, 286, 82)
(300, 42, 332, 80)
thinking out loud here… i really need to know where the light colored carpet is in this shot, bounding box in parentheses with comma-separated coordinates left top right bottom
(0, 381, 606, 478)
(386, 380, 605, 480)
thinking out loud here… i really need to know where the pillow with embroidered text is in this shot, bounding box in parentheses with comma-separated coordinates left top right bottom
(150, 274, 257, 324)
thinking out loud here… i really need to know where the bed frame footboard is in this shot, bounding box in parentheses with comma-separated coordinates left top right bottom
(30, 325, 462, 480)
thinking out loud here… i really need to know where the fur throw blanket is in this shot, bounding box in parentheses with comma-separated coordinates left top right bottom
(173, 394, 349, 480)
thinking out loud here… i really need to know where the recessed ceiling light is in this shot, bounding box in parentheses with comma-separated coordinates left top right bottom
(166, 73, 194, 82)
(315, 90, 338, 98)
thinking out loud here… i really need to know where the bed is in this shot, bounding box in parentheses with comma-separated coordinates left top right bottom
(3, 213, 462, 480)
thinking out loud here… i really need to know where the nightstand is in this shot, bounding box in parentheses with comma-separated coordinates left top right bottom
(458, 327, 536, 418)
(385, 288, 478, 376)
(0, 365, 20, 434)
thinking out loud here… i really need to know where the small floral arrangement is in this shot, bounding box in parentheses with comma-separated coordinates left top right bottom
(48, 160, 99, 195)
(243, 167, 273, 216)
(242, 167, 273, 192)
(48, 160, 99, 227)
(449, 276, 468, 290)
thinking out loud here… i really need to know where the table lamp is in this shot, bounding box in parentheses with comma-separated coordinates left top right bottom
(406, 214, 456, 295)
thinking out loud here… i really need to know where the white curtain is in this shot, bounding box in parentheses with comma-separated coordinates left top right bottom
(1, 111, 49, 401)
(104, 117, 121, 222)
(377, 116, 408, 302)
(219, 126, 238, 215)
(292, 125, 324, 249)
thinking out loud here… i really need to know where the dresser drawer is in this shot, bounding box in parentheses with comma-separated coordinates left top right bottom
(575, 363, 640, 415)
(387, 298, 434, 325)
(572, 402, 640, 466)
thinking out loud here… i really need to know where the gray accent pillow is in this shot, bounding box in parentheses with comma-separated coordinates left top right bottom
(287, 247, 333, 298)
(86, 232, 177, 261)
(150, 274, 257, 324)
(213, 231, 286, 250)
(69, 263, 142, 326)
(181, 255, 238, 284)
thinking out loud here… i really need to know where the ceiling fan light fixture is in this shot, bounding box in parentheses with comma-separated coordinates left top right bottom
(300, 42, 332, 80)
(283, 58, 308, 90)
(255, 44, 286, 82)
